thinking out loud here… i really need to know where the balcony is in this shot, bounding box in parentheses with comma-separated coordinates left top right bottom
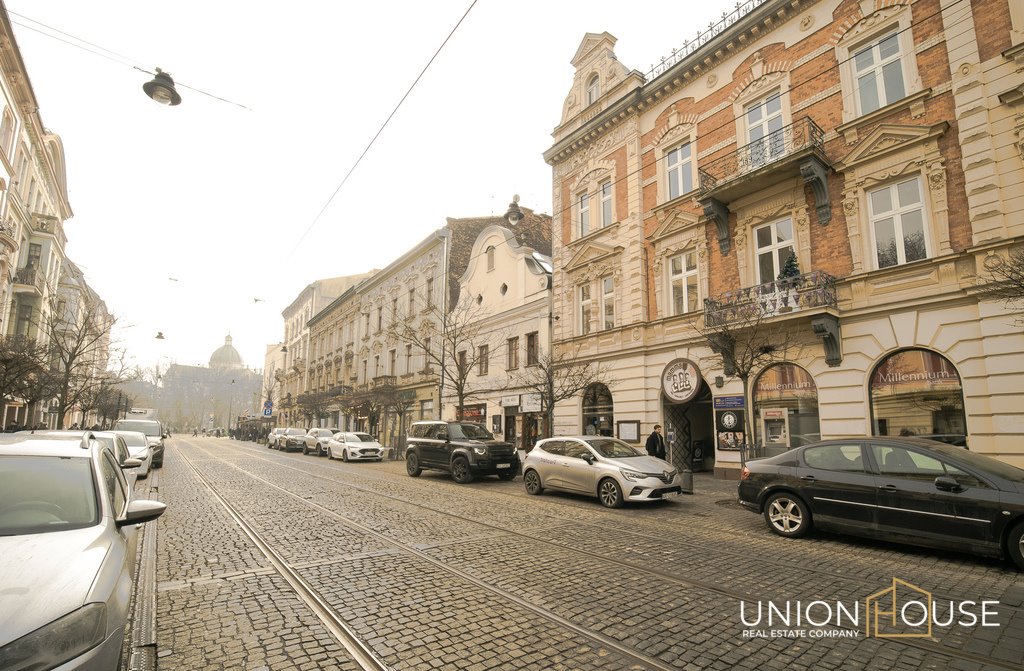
(0, 219, 16, 253)
(698, 117, 832, 254)
(29, 214, 67, 249)
(330, 384, 353, 398)
(13, 266, 45, 295)
(703, 271, 842, 366)
(372, 375, 397, 388)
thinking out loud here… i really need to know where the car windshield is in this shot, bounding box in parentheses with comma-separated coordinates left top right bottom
(116, 420, 162, 437)
(585, 437, 644, 458)
(928, 443, 1024, 483)
(450, 423, 493, 440)
(286, 428, 306, 436)
(0, 455, 98, 535)
(117, 433, 148, 447)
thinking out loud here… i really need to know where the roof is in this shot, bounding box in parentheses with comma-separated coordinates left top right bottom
(0, 434, 96, 458)
(209, 335, 245, 369)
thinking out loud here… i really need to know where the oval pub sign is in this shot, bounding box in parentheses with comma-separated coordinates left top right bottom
(662, 358, 702, 404)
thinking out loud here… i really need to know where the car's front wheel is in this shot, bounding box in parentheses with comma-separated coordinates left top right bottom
(451, 457, 474, 484)
(327, 446, 334, 460)
(406, 452, 422, 477)
(763, 492, 811, 538)
(1007, 521, 1024, 571)
(523, 469, 543, 495)
(598, 478, 623, 508)
(316, 444, 324, 457)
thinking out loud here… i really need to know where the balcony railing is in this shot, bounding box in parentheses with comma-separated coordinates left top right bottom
(14, 265, 45, 293)
(703, 271, 837, 327)
(698, 117, 825, 194)
(372, 375, 397, 388)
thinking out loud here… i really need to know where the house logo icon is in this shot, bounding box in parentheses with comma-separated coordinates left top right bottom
(865, 578, 933, 638)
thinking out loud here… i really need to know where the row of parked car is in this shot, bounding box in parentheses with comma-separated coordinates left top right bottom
(266, 426, 385, 461)
(0, 422, 169, 669)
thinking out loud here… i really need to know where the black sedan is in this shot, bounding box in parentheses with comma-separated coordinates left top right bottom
(737, 437, 1024, 569)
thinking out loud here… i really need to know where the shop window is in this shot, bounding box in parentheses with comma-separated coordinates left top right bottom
(753, 363, 820, 450)
(870, 349, 966, 444)
(582, 383, 613, 437)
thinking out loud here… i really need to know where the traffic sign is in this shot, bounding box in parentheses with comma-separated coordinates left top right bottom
(262, 400, 273, 417)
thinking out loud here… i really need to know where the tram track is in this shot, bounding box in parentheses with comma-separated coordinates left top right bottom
(183, 440, 1023, 671)
(230, 440, 1024, 615)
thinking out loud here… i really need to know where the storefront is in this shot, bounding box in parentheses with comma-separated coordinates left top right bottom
(869, 348, 966, 445)
(581, 383, 614, 437)
(660, 359, 714, 473)
(752, 363, 820, 455)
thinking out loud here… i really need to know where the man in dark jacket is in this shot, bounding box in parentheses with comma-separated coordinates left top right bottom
(645, 424, 666, 459)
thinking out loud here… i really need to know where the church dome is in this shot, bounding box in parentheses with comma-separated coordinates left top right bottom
(209, 335, 244, 370)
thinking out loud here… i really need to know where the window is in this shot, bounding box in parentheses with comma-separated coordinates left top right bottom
(376, 308, 382, 332)
(870, 349, 965, 444)
(99, 453, 127, 516)
(601, 277, 614, 330)
(389, 349, 396, 376)
(426, 278, 434, 306)
(423, 337, 431, 369)
(578, 192, 590, 237)
(507, 336, 519, 370)
(600, 180, 613, 227)
(0, 109, 12, 158)
(854, 33, 905, 115)
(526, 332, 538, 366)
(458, 350, 467, 376)
(419, 399, 434, 420)
(405, 344, 413, 373)
(478, 345, 488, 375)
(408, 287, 415, 314)
(669, 252, 699, 315)
(869, 177, 927, 269)
(745, 93, 784, 167)
(362, 312, 370, 336)
(27, 243, 41, 268)
(391, 297, 398, 320)
(586, 74, 600, 105)
(582, 383, 613, 436)
(16, 304, 30, 336)
(579, 284, 592, 335)
(803, 444, 864, 472)
(486, 246, 495, 271)
(362, 359, 368, 381)
(754, 219, 795, 284)
(666, 143, 693, 199)
(373, 355, 380, 378)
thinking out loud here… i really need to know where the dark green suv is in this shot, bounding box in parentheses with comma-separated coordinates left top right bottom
(405, 421, 518, 483)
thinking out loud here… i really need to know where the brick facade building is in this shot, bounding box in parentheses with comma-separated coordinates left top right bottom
(545, 0, 1024, 476)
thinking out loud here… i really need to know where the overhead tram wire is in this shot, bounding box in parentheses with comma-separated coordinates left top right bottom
(287, 0, 480, 257)
(8, 12, 252, 110)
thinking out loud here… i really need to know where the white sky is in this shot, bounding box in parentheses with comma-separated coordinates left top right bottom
(7, 0, 737, 372)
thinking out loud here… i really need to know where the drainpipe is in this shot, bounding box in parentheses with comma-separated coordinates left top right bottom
(436, 228, 450, 420)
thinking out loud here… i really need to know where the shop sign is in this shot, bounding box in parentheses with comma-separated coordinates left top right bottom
(521, 393, 542, 413)
(714, 395, 745, 409)
(763, 409, 785, 419)
(662, 358, 702, 403)
(461, 403, 487, 421)
(500, 395, 520, 408)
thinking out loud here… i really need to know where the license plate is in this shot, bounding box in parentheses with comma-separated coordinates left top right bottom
(497, 463, 511, 469)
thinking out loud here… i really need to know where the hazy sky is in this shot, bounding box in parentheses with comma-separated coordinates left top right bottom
(7, 0, 736, 373)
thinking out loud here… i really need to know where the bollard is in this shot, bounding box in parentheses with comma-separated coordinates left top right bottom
(680, 468, 694, 494)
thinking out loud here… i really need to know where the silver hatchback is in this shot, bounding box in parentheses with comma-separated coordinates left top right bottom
(523, 436, 693, 508)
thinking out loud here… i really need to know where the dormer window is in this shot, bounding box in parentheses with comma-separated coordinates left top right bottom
(586, 75, 600, 106)
(486, 246, 495, 271)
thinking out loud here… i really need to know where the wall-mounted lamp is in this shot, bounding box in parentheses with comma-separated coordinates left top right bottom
(280, 345, 288, 353)
(156, 332, 165, 340)
(714, 375, 724, 388)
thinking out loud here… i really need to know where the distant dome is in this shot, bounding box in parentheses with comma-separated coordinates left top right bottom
(209, 335, 244, 370)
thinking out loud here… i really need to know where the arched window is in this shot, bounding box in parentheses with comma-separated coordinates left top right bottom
(870, 349, 966, 444)
(486, 246, 495, 271)
(0, 108, 13, 158)
(586, 75, 600, 106)
(753, 363, 819, 452)
(582, 383, 613, 436)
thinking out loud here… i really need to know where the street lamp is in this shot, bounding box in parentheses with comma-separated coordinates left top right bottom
(143, 68, 182, 106)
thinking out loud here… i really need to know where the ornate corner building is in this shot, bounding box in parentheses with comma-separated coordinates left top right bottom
(545, 0, 1024, 476)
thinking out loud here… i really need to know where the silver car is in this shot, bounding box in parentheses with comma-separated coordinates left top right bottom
(327, 432, 384, 461)
(0, 433, 165, 670)
(523, 436, 693, 508)
(112, 430, 153, 479)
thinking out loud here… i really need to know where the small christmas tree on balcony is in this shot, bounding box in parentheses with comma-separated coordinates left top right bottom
(776, 253, 801, 311)
(777, 253, 800, 284)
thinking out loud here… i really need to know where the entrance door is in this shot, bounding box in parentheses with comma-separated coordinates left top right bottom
(662, 382, 714, 472)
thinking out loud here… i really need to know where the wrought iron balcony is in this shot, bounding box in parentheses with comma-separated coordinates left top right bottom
(698, 118, 832, 255)
(372, 375, 397, 388)
(13, 265, 45, 294)
(699, 117, 826, 194)
(703, 271, 837, 327)
(330, 384, 353, 398)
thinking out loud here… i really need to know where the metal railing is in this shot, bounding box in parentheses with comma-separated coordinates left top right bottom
(704, 270, 837, 326)
(14, 265, 45, 293)
(698, 117, 825, 193)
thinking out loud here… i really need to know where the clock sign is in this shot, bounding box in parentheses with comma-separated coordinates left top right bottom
(720, 410, 738, 430)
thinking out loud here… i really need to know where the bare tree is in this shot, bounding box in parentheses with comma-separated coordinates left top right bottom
(383, 295, 506, 420)
(985, 248, 1024, 325)
(297, 389, 333, 426)
(698, 297, 801, 464)
(0, 335, 50, 410)
(509, 344, 614, 439)
(41, 296, 119, 429)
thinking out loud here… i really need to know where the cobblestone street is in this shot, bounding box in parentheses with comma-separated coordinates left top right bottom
(142, 437, 1024, 671)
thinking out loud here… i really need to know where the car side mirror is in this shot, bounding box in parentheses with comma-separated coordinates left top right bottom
(934, 475, 963, 492)
(116, 499, 166, 527)
(122, 458, 143, 469)
(581, 453, 596, 465)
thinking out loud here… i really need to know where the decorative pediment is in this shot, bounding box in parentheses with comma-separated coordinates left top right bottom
(565, 241, 621, 273)
(650, 208, 701, 242)
(837, 122, 948, 171)
(571, 32, 616, 67)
